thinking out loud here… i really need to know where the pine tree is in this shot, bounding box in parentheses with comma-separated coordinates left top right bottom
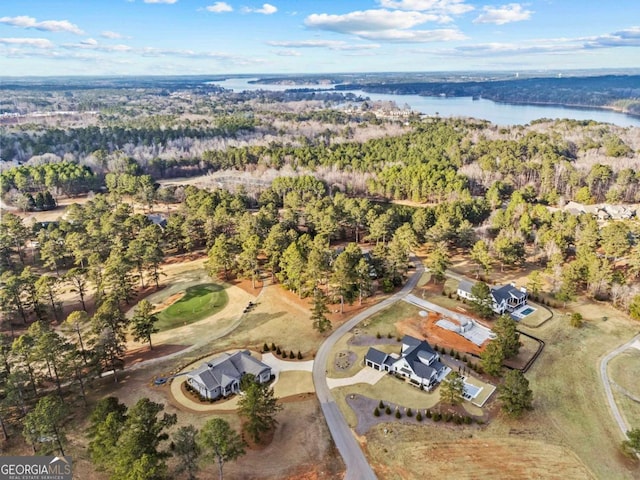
(237, 375, 282, 443)
(310, 288, 331, 333)
(498, 370, 533, 417)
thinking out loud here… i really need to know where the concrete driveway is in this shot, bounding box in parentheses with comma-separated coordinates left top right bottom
(327, 368, 386, 389)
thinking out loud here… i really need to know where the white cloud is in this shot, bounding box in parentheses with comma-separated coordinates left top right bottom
(63, 39, 132, 52)
(437, 27, 640, 57)
(378, 0, 474, 15)
(473, 3, 532, 25)
(304, 9, 464, 43)
(306, 9, 449, 33)
(139, 47, 265, 65)
(361, 28, 466, 42)
(143, 0, 178, 3)
(101, 31, 123, 39)
(0, 16, 84, 35)
(267, 39, 380, 50)
(0, 37, 54, 48)
(272, 49, 301, 56)
(584, 26, 640, 48)
(243, 3, 277, 15)
(206, 2, 233, 13)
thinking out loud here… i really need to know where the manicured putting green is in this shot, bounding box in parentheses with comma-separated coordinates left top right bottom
(156, 283, 228, 331)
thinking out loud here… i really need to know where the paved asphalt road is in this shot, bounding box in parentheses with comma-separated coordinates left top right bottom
(599, 332, 640, 459)
(312, 260, 425, 480)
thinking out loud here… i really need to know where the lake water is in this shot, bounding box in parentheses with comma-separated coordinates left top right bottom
(212, 77, 640, 128)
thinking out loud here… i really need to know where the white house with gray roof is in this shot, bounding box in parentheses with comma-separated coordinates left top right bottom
(186, 351, 271, 400)
(457, 280, 527, 315)
(365, 335, 448, 390)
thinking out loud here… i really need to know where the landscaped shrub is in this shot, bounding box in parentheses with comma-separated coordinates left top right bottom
(426, 409, 432, 419)
(395, 409, 402, 419)
(444, 412, 452, 422)
(276, 346, 281, 355)
(454, 415, 463, 425)
(385, 406, 391, 415)
(455, 351, 460, 360)
(416, 411, 423, 422)
(374, 407, 380, 417)
(379, 400, 385, 409)
(376, 331, 382, 339)
(434, 345, 440, 353)
(462, 355, 468, 362)
(263, 342, 269, 352)
(449, 348, 455, 356)
(289, 350, 295, 359)
(442, 290, 447, 296)
(281, 350, 288, 358)
(297, 351, 302, 360)
(448, 292, 453, 299)
(387, 332, 392, 339)
(464, 416, 472, 424)
(406, 408, 413, 417)
(432, 412, 441, 422)
(396, 336, 401, 342)
(271, 342, 277, 351)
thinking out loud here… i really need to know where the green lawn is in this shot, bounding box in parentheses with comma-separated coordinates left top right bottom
(156, 283, 228, 331)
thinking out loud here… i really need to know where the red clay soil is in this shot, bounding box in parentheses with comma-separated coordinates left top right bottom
(396, 311, 486, 356)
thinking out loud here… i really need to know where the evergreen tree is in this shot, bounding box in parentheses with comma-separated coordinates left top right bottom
(111, 398, 177, 480)
(470, 281, 494, 318)
(426, 241, 450, 283)
(480, 340, 505, 377)
(130, 299, 160, 350)
(198, 418, 245, 480)
(493, 314, 520, 359)
(237, 375, 283, 443)
(498, 369, 533, 417)
(172, 425, 201, 480)
(310, 288, 331, 333)
(22, 395, 68, 455)
(439, 371, 464, 405)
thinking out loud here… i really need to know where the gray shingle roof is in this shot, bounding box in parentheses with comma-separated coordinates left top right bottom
(365, 348, 389, 366)
(187, 351, 270, 393)
(491, 284, 526, 303)
(457, 279, 475, 294)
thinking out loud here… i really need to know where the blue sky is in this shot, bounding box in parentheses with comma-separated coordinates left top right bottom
(1, 0, 639, 75)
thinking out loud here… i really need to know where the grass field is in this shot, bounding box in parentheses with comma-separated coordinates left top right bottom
(609, 348, 640, 431)
(360, 302, 422, 337)
(609, 348, 640, 399)
(156, 283, 228, 331)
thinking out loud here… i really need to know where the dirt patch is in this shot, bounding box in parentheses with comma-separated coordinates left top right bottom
(367, 427, 597, 480)
(397, 311, 484, 356)
(223, 399, 346, 480)
(151, 292, 185, 313)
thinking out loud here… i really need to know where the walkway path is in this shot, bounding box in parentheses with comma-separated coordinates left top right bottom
(312, 258, 424, 480)
(599, 332, 640, 459)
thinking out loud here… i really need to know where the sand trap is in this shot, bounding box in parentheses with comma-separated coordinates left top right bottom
(152, 292, 185, 314)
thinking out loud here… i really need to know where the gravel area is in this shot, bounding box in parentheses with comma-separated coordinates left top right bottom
(346, 394, 443, 435)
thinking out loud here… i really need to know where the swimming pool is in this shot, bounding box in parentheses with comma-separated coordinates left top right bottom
(520, 307, 535, 316)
